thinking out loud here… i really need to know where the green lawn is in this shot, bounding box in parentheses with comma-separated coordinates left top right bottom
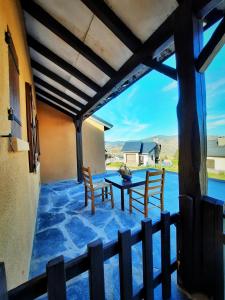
(106, 161, 225, 181)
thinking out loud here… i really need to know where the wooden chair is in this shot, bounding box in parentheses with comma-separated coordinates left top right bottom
(82, 166, 114, 214)
(129, 168, 165, 218)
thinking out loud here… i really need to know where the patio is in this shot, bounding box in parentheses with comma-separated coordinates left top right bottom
(30, 170, 225, 299)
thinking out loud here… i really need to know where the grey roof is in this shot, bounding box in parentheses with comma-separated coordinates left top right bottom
(122, 141, 157, 153)
(90, 115, 113, 131)
(122, 141, 142, 153)
(207, 140, 225, 157)
(142, 142, 157, 154)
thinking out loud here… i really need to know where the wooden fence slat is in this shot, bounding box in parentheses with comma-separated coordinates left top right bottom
(0, 263, 8, 300)
(118, 230, 133, 300)
(161, 211, 171, 299)
(88, 239, 105, 300)
(142, 219, 154, 300)
(47, 256, 66, 300)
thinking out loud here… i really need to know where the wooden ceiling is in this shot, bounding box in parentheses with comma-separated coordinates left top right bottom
(20, 0, 225, 120)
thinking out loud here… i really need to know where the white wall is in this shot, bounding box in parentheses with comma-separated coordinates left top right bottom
(207, 156, 225, 171)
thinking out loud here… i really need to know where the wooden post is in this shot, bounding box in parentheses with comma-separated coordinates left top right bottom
(47, 256, 66, 300)
(202, 196, 224, 299)
(142, 219, 154, 300)
(74, 118, 83, 183)
(0, 263, 8, 300)
(118, 230, 133, 300)
(88, 239, 105, 300)
(174, 0, 207, 293)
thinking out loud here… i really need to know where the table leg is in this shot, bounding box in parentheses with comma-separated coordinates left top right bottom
(121, 189, 125, 211)
(105, 187, 108, 199)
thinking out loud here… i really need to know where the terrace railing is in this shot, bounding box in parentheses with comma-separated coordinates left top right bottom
(0, 211, 179, 300)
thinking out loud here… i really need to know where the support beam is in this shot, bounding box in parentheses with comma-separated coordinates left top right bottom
(34, 76, 84, 109)
(81, 0, 142, 52)
(31, 59, 92, 103)
(37, 96, 76, 119)
(195, 0, 224, 18)
(196, 17, 225, 72)
(174, 0, 207, 294)
(35, 87, 80, 114)
(21, 0, 116, 77)
(74, 119, 83, 183)
(28, 35, 100, 92)
(144, 58, 177, 80)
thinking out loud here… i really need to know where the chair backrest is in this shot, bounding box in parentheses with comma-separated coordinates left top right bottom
(82, 166, 93, 188)
(144, 168, 165, 197)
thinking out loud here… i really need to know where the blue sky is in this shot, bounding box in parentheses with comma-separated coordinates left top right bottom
(95, 21, 225, 141)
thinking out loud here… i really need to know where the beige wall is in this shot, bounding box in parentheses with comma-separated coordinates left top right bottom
(37, 102, 106, 183)
(0, 0, 40, 289)
(207, 156, 225, 171)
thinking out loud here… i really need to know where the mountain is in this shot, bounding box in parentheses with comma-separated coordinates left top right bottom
(106, 135, 219, 158)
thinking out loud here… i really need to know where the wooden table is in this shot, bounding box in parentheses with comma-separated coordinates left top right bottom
(105, 175, 145, 210)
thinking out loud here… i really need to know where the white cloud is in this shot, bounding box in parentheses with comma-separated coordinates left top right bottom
(208, 113, 225, 129)
(207, 114, 225, 120)
(162, 81, 177, 92)
(122, 117, 150, 133)
(207, 78, 225, 92)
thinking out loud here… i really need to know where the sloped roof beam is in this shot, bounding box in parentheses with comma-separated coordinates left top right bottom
(196, 16, 225, 72)
(21, 0, 116, 77)
(34, 76, 84, 109)
(144, 58, 177, 80)
(37, 95, 76, 119)
(28, 35, 100, 92)
(36, 87, 80, 114)
(81, 0, 142, 52)
(31, 59, 92, 102)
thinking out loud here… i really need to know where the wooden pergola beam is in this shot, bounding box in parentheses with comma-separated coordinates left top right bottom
(144, 58, 177, 80)
(21, 0, 116, 77)
(81, 0, 142, 52)
(74, 119, 83, 183)
(28, 35, 100, 92)
(34, 76, 84, 109)
(195, 0, 224, 18)
(31, 59, 92, 103)
(37, 95, 76, 119)
(36, 87, 80, 114)
(196, 17, 225, 72)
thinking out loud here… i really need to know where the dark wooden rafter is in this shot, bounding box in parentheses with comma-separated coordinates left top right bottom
(144, 58, 177, 80)
(31, 59, 91, 102)
(37, 95, 76, 119)
(196, 16, 225, 72)
(78, 0, 223, 117)
(34, 76, 84, 109)
(194, 0, 224, 18)
(21, 0, 116, 77)
(35, 87, 80, 114)
(78, 8, 176, 117)
(204, 8, 224, 30)
(81, 0, 142, 52)
(27, 35, 100, 92)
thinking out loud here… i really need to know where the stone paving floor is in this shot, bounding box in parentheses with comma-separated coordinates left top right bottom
(30, 170, 225, 299)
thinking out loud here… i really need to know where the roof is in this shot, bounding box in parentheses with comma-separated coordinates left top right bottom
(122, 142, 142, 153)
(142, 142, 157, 154)
(19, 0, 224, 120)
(122, 141, 157, 154)
(90, 115, 113, 131)
(207, 140, 225, 158)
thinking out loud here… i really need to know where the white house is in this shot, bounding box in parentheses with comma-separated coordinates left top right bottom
(207, 137, 225, 171)
(122, 141, 160, 166)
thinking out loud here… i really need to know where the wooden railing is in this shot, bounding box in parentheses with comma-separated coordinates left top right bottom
(1, 212, 179, 300)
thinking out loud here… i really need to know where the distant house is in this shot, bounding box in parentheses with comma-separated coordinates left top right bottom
(122, 141, 160, 166)
(207, 137, 225, 171)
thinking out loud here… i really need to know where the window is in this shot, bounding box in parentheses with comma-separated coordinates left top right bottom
(5, 29, 21, 138)
(25, 82, 40, 172)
